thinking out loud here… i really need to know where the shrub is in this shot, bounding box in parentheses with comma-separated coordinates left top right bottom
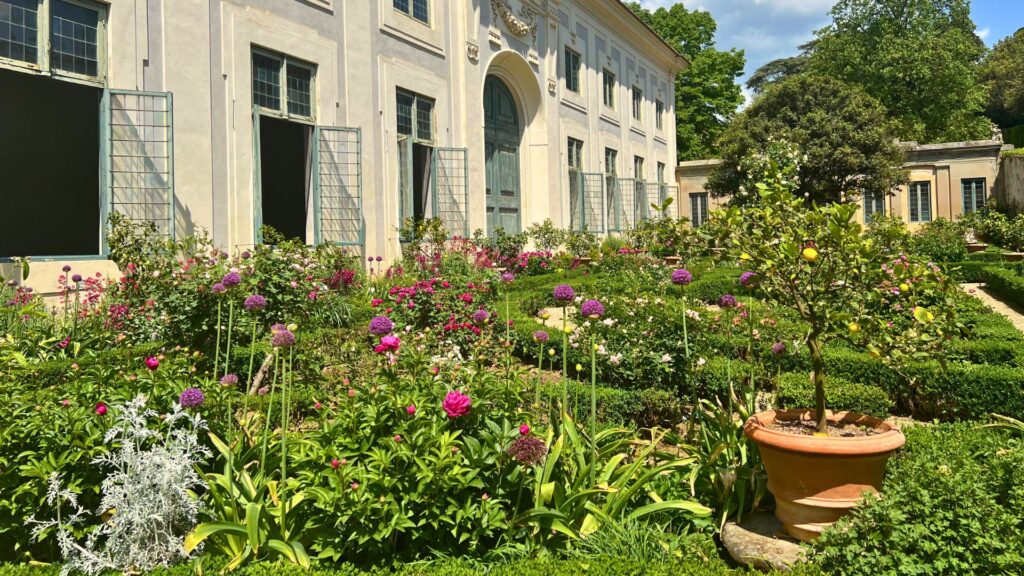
(864, 213, 910, 257)
(980, 265, 1024, 308)
(776, 372, 893, 417)
(911, 218, 967, 262)
(813, 424, 1024, 575)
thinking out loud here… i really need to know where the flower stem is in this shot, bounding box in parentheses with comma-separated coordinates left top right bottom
(213, 299, 222, 381)
(561, 306, 568, 412)
(590, 332, 597, 486)
(224, 300, 235, 377)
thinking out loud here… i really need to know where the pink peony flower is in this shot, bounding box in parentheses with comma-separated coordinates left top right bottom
(145, 356, 159, 370)
(442, 390, 472, 418)
(519, 423, 530, 436)
(95, 402, 108, 416)
(393, 434, 402, 443)
(406, 404, 416, 415)
(330, 458, 340, 469)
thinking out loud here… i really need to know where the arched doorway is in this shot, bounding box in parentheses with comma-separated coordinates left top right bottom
(483, 75, 521, 236)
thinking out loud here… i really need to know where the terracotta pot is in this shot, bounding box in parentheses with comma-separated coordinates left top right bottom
(744, 409, 905, 541)
(664, 255, 682, 266)
(1003, 252, 1024, 262)
(966, 243, 988, 253)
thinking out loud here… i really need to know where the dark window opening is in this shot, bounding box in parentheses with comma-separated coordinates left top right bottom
(259, 115, 311, 243)
(412, 142, 432, 222)
(0, 67, 100, 256)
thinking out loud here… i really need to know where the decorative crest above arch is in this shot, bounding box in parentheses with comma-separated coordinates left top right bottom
(491, 0, 539, 45)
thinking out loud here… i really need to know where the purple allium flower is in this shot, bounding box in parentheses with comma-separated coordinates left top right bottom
(375, 256, 383, 262)
(580, 299, 605, 318)
(771, 341, 787, 356)
(472, 309, 490, 324)
(71, 274, 83, 283)
(222, 272, 242, 287)
(442, 390, 472, 418)
(271, 328, 296, 348)
(369, 315, 394, 336)
(368, 257, 373, 262)
(241, 250, 252, 260)
(508, 436, 548, 466)
(718, 294, 737, 309)
(178, 387, 205, 408)
(500, 271, 515, 283)
(62, 265, 72, 273)
(671, 269, 692, 286)
(220, 373, 239, 387)
(211, 283, 226, 295)
(738, 272, 758, 287)
(244, 294, 267, 311)
(271, 323, 287, 333)
(553, 284, 575, 304)
(533, 330, 550, 343)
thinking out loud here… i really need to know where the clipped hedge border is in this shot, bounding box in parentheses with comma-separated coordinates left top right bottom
(0, 558, 826, 576)
(775, 372, 893, 417)
(980, 265, 1024, 309)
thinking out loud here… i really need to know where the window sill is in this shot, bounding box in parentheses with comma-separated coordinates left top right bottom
(599, 111, 619, 127)
(561, 98, 587, 115)
(629, 124, 646, 138)
(380, 7, 444, 57)
(653, 133, 667, 145)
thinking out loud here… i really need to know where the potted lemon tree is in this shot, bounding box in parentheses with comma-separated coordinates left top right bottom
(720, 181, 957, 541)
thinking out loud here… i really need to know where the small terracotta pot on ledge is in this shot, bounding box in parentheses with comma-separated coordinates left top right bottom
(664, 255, 682, 266)
(744, 409, 905, 542)
(966, 243, 988, 253)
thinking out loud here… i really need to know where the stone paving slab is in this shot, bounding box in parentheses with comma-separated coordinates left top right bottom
(721, 511, 806, 571)
(960, 283, 1024, 333)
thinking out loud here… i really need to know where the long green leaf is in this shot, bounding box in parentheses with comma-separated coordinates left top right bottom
(626, 499, 713, 521)
(183, 521, 248, 553)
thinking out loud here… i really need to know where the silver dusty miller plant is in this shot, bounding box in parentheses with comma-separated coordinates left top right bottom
(31, 395, 210, 575)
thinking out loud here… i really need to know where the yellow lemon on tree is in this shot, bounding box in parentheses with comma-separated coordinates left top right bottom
(899, 283, 910, 292)
(848, 322, 860, 334)
(801, 247, 819, 263)
(740, 253, 752, 261)
(575, 364, 584, 372)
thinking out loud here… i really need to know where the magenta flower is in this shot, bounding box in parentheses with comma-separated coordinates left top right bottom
(533, 330, 549, 343)
(330, 458, 340, 469)
(472, 309, 490, 324)
(508, 436, 547, 466)
(738, 272, 758, 287)
(718, 294, 737, 309)
(500, 271, 515, 283)
(671, 269, 692, 285)
(580, 299, 605, 319)
(407, 404, 416, 415)
(244, 294, 267, 311)
(222, 272, 242, 287)
(369, 315, 394, 336)
(145, 356, 160, 371)
(442, 390, 472, 418)
(211, 283, 226, 295)
(374, 334, 401, 354)
(241, 250, 252, 260)
(553, 284, 575, 304)
(71, 274, 83, 283)
(271, 328, 296, 348)
(178, 387, 205, 408)
(220, 373, 239, 387)
(771, 341, 787, 355)
(519, 423, 531, 436)
(95, 402, 108, 416)
(62, 265, 72, 273)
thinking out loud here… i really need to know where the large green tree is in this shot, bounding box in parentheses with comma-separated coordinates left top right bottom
(627, 2, 745, 161)
(980, 27, 1024, 130)
(810, 0, 990, 143)
(707, 75, 906, 205)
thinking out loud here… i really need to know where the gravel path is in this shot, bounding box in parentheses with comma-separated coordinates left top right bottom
(960, 283, 1024, 333)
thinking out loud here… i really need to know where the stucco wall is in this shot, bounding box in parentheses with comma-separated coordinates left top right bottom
(1002, 155, 1024, 213)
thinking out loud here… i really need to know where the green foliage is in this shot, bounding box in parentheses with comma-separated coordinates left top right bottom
(625, 3, 745, 161)
(910, 218, 967, 262)
(564, 230, 599, 260)
(979, 265, 1024, 308)
(813, 424, 1024, 575)
(707, 76, 906, 206)
(810, 0, 991, 143)
(776, 372, 893, 417)
(980, 27, 1024, 129)
(864, 213, 911, 258)
(525, 219, 566, 253)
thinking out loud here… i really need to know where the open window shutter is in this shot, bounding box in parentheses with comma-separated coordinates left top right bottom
(253, 106, 263, 244)
(581, 173, 604, 233)
(102, 89, 175, 253)
(432, 147, 469, 237)
(398, 136, 412, 230)
(313, 126, 363, 246)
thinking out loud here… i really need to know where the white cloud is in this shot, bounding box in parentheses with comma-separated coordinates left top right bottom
(978, 26, 990, 40)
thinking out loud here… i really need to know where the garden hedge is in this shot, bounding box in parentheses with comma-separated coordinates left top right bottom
(775, 372, 893, 417)
(980, 265, 1024, 309)
(0, 558, 827, 576)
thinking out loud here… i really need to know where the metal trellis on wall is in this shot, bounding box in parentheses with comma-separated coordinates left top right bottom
(101, 89, 175, 253)
(432, 147, 469, 237)
(313, 126, 363, 247)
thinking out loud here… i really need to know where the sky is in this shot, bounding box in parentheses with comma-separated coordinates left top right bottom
(636, 0, 1024, 105)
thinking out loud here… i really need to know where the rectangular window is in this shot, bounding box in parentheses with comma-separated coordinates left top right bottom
(393, 0, 428, 24)
(605, 148, 619, 230)
(657, 162, 665, 184)
(50, 0, 99, 77)
(1, 0, 39, 65)
(602, 68, 615, 108)
(962, 178, 986, 214)
(908, 181, 932, 223)
(567, 138, 583, 171)
(632, 86, 642, 121)
(396, 89, 434, 143)
(564, 46, 581, 94)
(568, 137, 584, 230)
(863, 191, 885, 222)
(252, 49, 315, 120)
(690, 193, 709, 226)
(655, 99, 664, 130)
(634, 156, 644, 180)
(633, 156, 646, 221)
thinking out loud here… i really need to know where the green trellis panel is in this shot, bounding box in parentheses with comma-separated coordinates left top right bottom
(432, 147, 469, 237)
(313, 126, 363, 247)
(581, 172, 605, 233)
(101, 89, 175, 253)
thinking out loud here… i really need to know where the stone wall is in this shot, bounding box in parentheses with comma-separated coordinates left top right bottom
(1001, 155, 1024, 214)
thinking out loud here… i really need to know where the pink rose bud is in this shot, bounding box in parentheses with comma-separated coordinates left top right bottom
(519, 423, 530, 436)
(393, 434, 402, 443)
(61, 399, 70, 407)
(348, 388, 356, 398)
(351, 482, 359, 490)
(406, 404, 416, 415)
(330, 458, 340, 469)
(314, 401, 323, 410)
(95, 402, 108, 416)
(340, 458, 348, 466)
(144, 356, 159, 370)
